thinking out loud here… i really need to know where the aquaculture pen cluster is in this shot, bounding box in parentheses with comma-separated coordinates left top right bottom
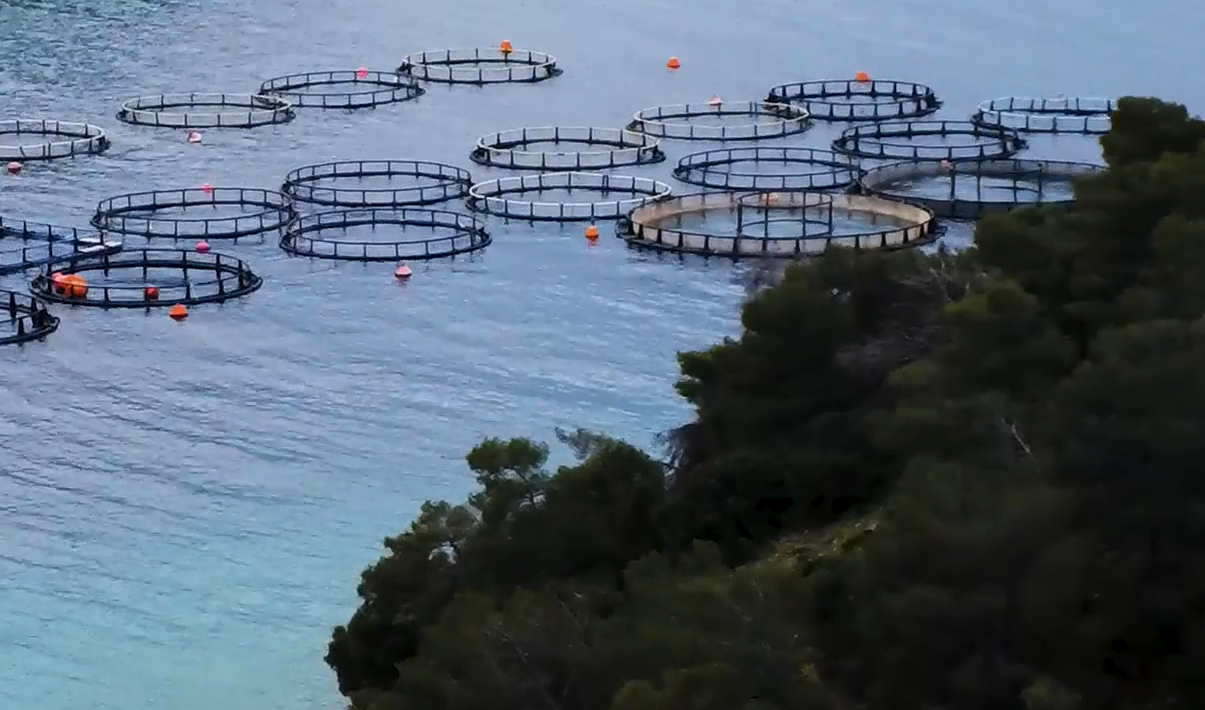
(0, 43, 1115, 344)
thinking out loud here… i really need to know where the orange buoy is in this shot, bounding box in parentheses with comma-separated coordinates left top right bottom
(144, 286, 160, 300)
(666, 56, 680, 70)
(6, 161, 21, 175)
(200, 183, 213, 193)
(499, 39, 513, 53)
(195, 240, 210, 253)
(394, 264, 412, 279)
(186, 130, 201, 143)
(585, 224, 599, 242)
(64, 274, 87, 299)
(49, 272, 67, 294)
(355, 66, 368, 79)
(708, 95, 722, 107)
(854, 71, 870, 82)
(168, 303, 188, 320)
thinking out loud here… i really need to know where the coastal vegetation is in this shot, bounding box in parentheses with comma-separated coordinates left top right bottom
(326, 96, 1205, 710)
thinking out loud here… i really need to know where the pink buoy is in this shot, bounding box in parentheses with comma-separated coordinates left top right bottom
(195, 240, 210, 253)
(708, 95, 722, 106)
(186, 130, 202, 143)
(394, 264, 412, 280)
(355, 66, 368, 79)
(200, 183, 213, 193)
(6, 161, 21, 175)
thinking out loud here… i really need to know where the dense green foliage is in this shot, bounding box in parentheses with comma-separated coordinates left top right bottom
(328, 97, 1205, 710)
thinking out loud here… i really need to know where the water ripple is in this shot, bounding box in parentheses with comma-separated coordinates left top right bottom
(1, 0, 1202, 708)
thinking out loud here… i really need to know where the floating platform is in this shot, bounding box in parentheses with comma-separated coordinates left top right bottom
(397, 48, 562, 84)
(0, 218, 122, 275)
(0, 289, 59, 346)
(857, 158, 1104, 220)
(466, 172, 672, 221)
(0, 118, 110, 161)
(279, 208, 490, 261)
(618, 191, 936, 258)
(92, 187, 295, 241)
(30, 248, 263, 308)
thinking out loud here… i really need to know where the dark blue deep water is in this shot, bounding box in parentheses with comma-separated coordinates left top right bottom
(1, 1, 1202, 708)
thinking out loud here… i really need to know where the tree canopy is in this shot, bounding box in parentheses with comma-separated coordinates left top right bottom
(327, 96, 1205, 710)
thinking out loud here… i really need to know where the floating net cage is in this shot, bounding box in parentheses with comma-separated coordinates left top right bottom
(618, 191, 935, 257)
(397, 48, 561, 84)
(258, 70, 424, 109)
(470, 127, 664, 170)
(858, 158, 1104, 220)
(116, 93, 296, 128)
(0, 217, 123, 274)
(279, 208, 490, 261)
(972, 96, 1116, 134)
(30, 248, 263, 308)
(733, 191, 835, 242)
(467, 172, 672, 221)
(282, 160, 473, 208)
(0, 290, 59, 345)
(0, 119, 110, 161)
(672, 146, 860, 191)
(832, 120, 1026, 162)
(765, 79, 940, 121)
(92, 187, 295, 240)
(626, 101, 810, 141)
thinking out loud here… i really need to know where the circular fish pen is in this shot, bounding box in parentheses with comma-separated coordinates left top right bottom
(832, 120, 1025, 162)
(0, 119, 109, 160)
(765, 79, 940, 121)
(0, 217, 122, 275)
(618, 191, 935, 257)
(258, 70, 424, 109)
(466, 172, 672, 221)
(0, 290, 59, 345)
(92, 187, 295, 240)
(732, 191, 835, 242)
(397, 48, 561, 84)
(282, 160, 473, 208)
(672, 146, 860, 191)
(626, 101, 810, 141)
(279, 208, 490, 261)
(470, 127, 664, 170)
(972, 96, 1116, 134)
(858, 158, 1103, 220)
(116, 93, 296, 128)
(30, 248, 263, 308)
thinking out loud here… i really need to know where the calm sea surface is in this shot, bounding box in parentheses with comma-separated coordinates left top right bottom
(1, 0, 1201, 708)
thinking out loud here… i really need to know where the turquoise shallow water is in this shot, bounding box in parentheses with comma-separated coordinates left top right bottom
(1, 0, 1202, 708)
